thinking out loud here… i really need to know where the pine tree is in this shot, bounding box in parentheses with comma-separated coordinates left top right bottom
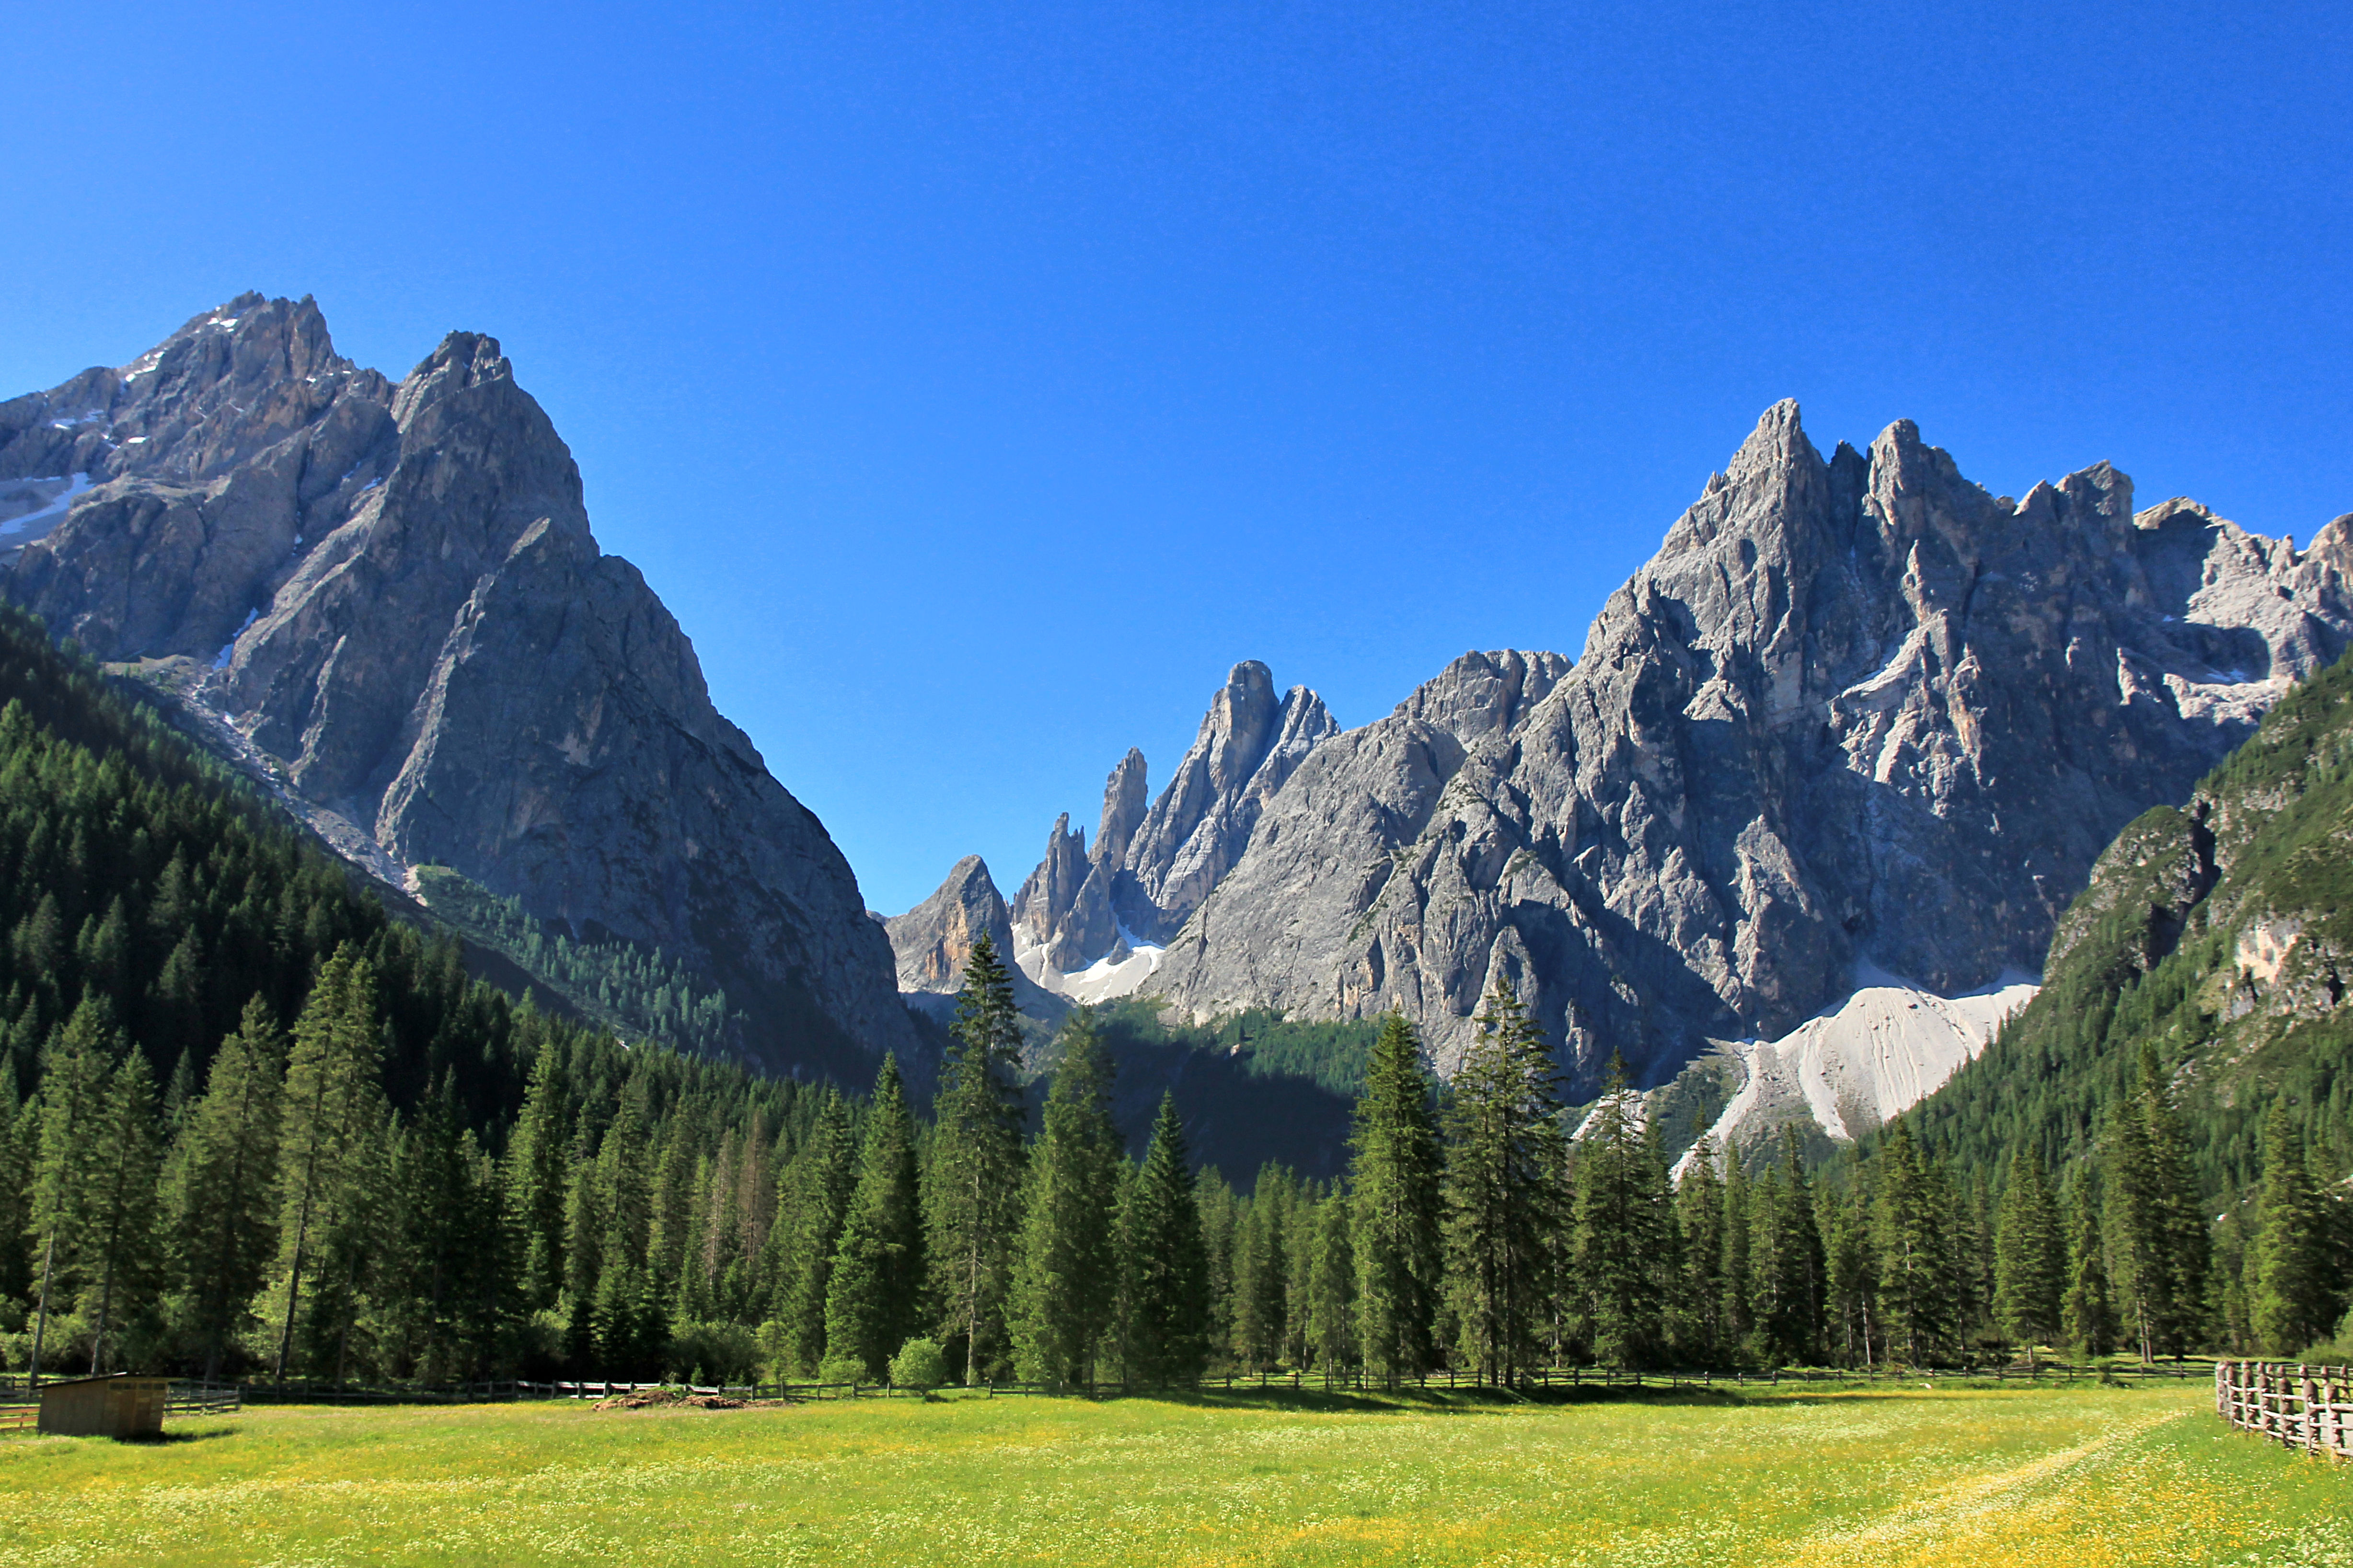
(823, 1053, 925, 1381)
(1440, 980, 1563, 1387)
(162, 994, 285, 1381)
(1992, 1147, 2063, 1361)
(27, 992, 118, 1382)
(2104, 1043, 2208, 1362)
(268, 948, 390, 1383)
(1822, 1179, 1877, 1368)
(1751, 1124, 1823, 1367)
(776, 1088, 857, 1374)
(1570, 1055, 1665, 1368)
(1307, 1185, 1355, 1373)
(81, 1048, 162, 1373)
(503, 1035, 571, 1311)
(2061, 1179, 2115, 1359)
(1874, 1120, 1950, 1366)
(1720, 1146, 1753, 1360)
(2251, 1100, 2336, 1354)
(1350, 1013, 1443, 1385)
(1125, 1093, 1210, 1386)
(926, 934, 1027, 1382)
(1008, 1009, 1122, 1385)
(1672, 1140, 1727, 1366)
(1233, 1167, 1291, 1370)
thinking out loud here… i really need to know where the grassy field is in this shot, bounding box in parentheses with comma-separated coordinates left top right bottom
(0, 1382, 2342, 1566)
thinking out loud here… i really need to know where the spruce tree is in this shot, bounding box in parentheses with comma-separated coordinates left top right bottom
(2061, 1179, 2115, 1359)
(2251, 1101, 2335, 1354)
(823, 1053, 925, 1381)
(1350, 1013, 1443, 1384)
(1307, 1185, 1355, 1373)
(503, 1034, 572, 1313)
(1991, 1146, 2063, 1361)
(1719, 1141, 1753, 1359)
(1232, 1169, 1291, 1370)
(1008, 1009, 1122, 1385)
(268, 948, 390, 1383)
(1822, 1179, 1877, 1368)
(1440, 980, 1563, 1387)
(1873, 1120, 1950, 1366)
(926, 934, 1027, 1382)
(1570, 1055, 1664, 1368)
(776, 1088, 857, 1374)
(81, 1047, 162, 1373)
(1672, 1140, 1726, 1366)
(163, 994, 286, 1381)
(1125, 1093, 1210, 1386)
(2104, 1043, 2208, 1362)
(1751, 1125, 1823, 1366)
(28, 992, 118, 1382)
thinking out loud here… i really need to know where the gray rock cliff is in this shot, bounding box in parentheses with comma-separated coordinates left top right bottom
(3, 296, 913, 1070)
(1147, 403, 2353, 1091)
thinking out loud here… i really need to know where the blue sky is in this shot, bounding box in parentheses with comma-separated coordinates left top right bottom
(5, 0, 2348, 915)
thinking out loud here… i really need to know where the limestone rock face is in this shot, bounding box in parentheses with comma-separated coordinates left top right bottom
(886, 856, 1062, 1019)
(1011, 666, 1339, 995)
(1147, 403, 2353, 1093)
(3, 296, 912, 1069)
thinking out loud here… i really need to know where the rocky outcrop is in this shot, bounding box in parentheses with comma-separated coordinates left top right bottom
(1010, 664, 1339, 996)
(3, 296, 913, 1070)
(885, 856, 1063, 1020)
(1148, 403, 2353, 1094)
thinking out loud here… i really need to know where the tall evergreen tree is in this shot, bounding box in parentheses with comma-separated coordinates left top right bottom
(1124, 1093, 1210, 1386)
(926, 934, 1027, 1382)
(2104, 1043, 2209, 1362)
(1440, 980, 1563, 1387)
(1570, 1056, 1665, 1368)
(1719, 1146, 1753, 1359)
(1874, 1120, 1950, 1366)
(823, 1053, 925, 1380)
(502, 1035, 571, 1312)
(2061, 1178, 2115, 1358)
(28, 993, 119, 1381)
(1349, 1013, 1443, 1385)
(1307, 1185, 1355, 1373)
(1671, 1140, 1727, 1366)
(268, 948, 390, 1383)
(1822, 1178, 1877, 1368)
(1008, 1009, 1122, 1385)
(162, 994, 286, 1380)
(1992, 1147, 2064, 1360)
(2251, 1100, 2336, 1354)
(1750, 1125, 1824, 1367)
(81, 1047, 163, 1373)
(775, 1088, 857, 1374)
(1232, 1167, 1292, 1370)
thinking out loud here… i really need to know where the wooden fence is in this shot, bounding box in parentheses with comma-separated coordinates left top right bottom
(2215, 1360, 2353, 1459)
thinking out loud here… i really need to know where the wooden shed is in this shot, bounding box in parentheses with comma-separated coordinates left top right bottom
(38, 1374, 166, 1438)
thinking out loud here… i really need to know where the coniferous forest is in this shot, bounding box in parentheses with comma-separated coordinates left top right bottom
(0, 600, 2346, 1391)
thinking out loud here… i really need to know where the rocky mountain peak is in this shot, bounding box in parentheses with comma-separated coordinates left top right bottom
(3, 295, 913, 1074)
(1146, 404, 2353, 1096)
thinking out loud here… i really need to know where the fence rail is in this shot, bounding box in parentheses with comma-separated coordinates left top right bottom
(2215, 1360, 2352, 1459)
(0, 1360, 2213, 1420)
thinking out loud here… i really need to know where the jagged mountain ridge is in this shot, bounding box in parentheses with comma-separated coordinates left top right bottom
(1005, 659, 1337, 996)
(1144, 404, 2353, 1096)
(0, 294, 912, 1073)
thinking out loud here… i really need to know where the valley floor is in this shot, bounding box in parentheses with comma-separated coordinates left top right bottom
(0, 1382, 2340, 1566)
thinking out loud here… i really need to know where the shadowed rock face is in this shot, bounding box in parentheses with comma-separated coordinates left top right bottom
(1147, 403, 2353, 1094)
(3, 295, 913, 1071)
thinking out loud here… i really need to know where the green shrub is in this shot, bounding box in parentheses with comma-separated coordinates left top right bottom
(888, 1337, 948, 1390)
(818, 1352, 870, 1385)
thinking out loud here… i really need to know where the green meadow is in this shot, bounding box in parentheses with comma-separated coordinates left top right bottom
(0, 1383, 2341, 1567)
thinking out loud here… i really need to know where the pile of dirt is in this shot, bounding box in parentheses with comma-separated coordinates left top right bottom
(591, 1389, 747, 1411)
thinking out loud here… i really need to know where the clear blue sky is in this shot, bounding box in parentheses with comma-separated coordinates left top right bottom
(5, 1, 2347, 915)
